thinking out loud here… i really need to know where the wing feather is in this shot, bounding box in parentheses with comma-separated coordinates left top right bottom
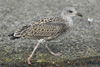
(19, 23, 68, 39)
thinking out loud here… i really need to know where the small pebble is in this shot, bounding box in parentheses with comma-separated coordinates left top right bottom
(88, 18, 93, 24)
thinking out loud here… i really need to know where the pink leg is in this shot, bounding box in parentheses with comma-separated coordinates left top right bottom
(27, 42, 41, 65)
(45, 44, 62, 56)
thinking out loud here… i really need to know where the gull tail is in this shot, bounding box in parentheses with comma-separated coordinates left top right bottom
(8, 33, 20, 40)
(8, 25, 30, 40)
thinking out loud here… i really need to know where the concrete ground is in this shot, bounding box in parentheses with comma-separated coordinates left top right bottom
(0, 0, 100, 67)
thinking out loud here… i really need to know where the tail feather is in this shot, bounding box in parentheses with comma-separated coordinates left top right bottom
(8, 25, 30, 40)
(8, 33, 20, 40)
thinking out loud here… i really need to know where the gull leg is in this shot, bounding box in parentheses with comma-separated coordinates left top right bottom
(27, 39, 46, 65)
(27, 42, 41, 65)
(45, 44, 62, 56)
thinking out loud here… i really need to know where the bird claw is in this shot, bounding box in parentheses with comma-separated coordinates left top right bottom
(54, 52, 62, 56)
(27, 57, 32, 65)
(28, 62, 32, 65)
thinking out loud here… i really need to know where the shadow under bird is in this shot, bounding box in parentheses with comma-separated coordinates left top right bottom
(9, 7, 82, 65)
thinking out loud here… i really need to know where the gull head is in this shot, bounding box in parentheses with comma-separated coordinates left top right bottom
(61, 7, 82, 20)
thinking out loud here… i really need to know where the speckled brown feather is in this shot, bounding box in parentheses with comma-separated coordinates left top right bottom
(35, 17, 63, 23)
(14, 17, 69, 40)
(21, 23, 68, 39)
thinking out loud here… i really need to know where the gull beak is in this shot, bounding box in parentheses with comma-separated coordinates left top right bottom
(76, 12, 83, 17)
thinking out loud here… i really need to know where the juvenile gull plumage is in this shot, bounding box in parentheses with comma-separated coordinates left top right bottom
(9, 7, 82, 64)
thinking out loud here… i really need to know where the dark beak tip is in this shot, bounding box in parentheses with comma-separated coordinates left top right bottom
(77, 13, 83, 17)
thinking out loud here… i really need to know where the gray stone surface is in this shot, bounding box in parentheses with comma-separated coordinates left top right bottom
(0, 0, 100, 66)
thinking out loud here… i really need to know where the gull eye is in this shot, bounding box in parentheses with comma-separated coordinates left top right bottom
(68, 10, 73, 13)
